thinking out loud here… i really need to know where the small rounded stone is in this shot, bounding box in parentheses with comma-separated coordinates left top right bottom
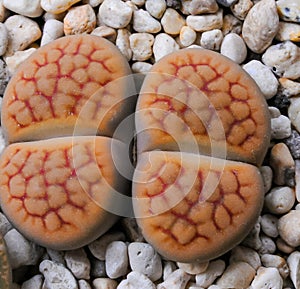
(153, 33, 180, 61)
(220, 33, 247, 63)
(64, 4, 96, 35)
(118, 271, 156, 289)
(177, 261, 209, 275)
(271, 115, 291, 139)
(195, 260, 225, 287)
(41, 0, 81, 14)
(179, 26, 197, 47)
(161, 8, 186, 35)
(133, 9, 161, 33)
(41, 19, 64, 46)
(287, 251, 300, 289)
(129, 33, 154, 61)
(276, 22, 300, 42)
(91, 26, 117, 42)
(145, 0, 166, 19)
(264, 186, 295, 215)
(3, 0, 43, 17)
(278, 210, 300, 247)
(93, 278, 118, 289)
(200, 29, 223, 50)
(157, 269, 191, 289)
(261, 254, 289, 279)
(277, 0, 300, 23)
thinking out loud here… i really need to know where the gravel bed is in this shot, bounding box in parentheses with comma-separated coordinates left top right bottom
(0, 0, 299, 288)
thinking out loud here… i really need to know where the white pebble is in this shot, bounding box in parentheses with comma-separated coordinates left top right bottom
(93, 278, 118, 289)
(41, 0, 81, 14)
(128, 242, 162, 281)
(177, 261, 209, 275)
(182, 0, 219, 15)
(259, 166, 273, 193)
(82, 0, 103, 7)
(261, 254, 289, 279)
(91, 26, 116, 42)
(271, 115, 291, 139)
(229, 246, 261, 270)
(43, 11, 66, 21)
(5, 48, 37, 76)
(161, 8, 185, 35)
(88, 231, 125, 261)
(260, 214, 279, 238)
(220, 33, 247, 63)
(3, 0, 43, 17)
(242, 0, 279, 53)
(40, 260, 78, 289)
(78, 280, 91, 289)
(153, 33, 180, 61)
(200, 29, 223, 50)
(157, 269, 191, 289)
(133, 9, 161, 33)
(179, 26, 196, 47)
(195, 260, 225, 287)
(41, 19, 64, 46)
(163, 261, 177, 280)
(64, 4, 96, 35)
(4, 229, 44, 269)
(4, 15, 41, 56)
(278, 210, 300, 247)
(279, 78, 300, 97)
(21, 274, 43, 289)
(251, 267, 283, 289)
(131, 61, 152, 74)
(287, 251, 300, 289)
(262, 41, 300, 80)
(129, 33, 154, 61)
(46, 248, 65, 265)
(216, 262, 256, 288)
(265, 186, 295, 215)
(243, 60, 279, 99)
(230, 0, 253, 20)
(116, 29, 132, 61)
(117, 271, 156, 289)
(289, 98, 300, 134)
(145, 0, 166, 19)
(98, 0, 133, 29)
(186, 9, 223, 32)
(105, 241, 128, 279)
(276, 22, 300, 42)
(65, 248, 91, 280)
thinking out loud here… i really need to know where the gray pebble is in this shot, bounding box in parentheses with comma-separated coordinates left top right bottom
(40, 260, 78, 289)
(285, 130, 300, 159)
(0, 58, 9, 95)
(260, 214, 279, 238)
(229, 246, 261, 270)
(216, 0, 237, 7)
(128, 242, 162, 281)
(105, 241, 128, 279)
(78, 280, 92, 289)
(117, 271, 156, 289)
(271, 115, 291, 139)
(91, 259, 106, 278)
(242, 221, 262, 250)
(65, 248, 91, 280)
(259, 166, 273, 193)
(0, 211, 12, 236)
(46, 248, 65, 265)
(4, 229, 44, 269)
(21, 274, 43, 289)
(258, 234, 277, 255)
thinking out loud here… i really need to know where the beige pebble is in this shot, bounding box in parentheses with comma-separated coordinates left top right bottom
(82, 0, 104, 7)
(41, 0, 81, 14)
(4, 15, 41, 57)
(153, 33, 180, 61)
(242, 0, 279, 53)
(41, 19, 64, 46)
(195, 260, 225, 287)
(133, 9, 161, 33)
(261, 254, 290, 279)
(222, 14, 242, 35)
(176, 261, 209, 275)
(279, 78, 300, 97)
(118, 271, 156, 289)
(200, 29, 223, 50)
(258, 234, 277, 255)
(216, 262, 255, 288)
(262, 41, 300, 80)
(287, 251, 300, 289)
(276, 22, 300, 42)
(289, 98, 300, 133)
(186, 9, 223, 32)
(93, 278, 118, 289)
(229, 246, 261, 270)
(157, 269, 191, 289)
(145, 0, 166, 19)
(179, 26, 196, 47)
(251, 267, 283, 289)
(64, 4, 96, 35)
(259, 166, 273, 193)
(276, 0, 300, 23)
(181, 0, 219, 15)
(230, 0, 253, 20)
(221, 32, 247, 63)
(3, 0, 43, 18)
(91, 26, 116, 42)
(279, 210, 300, 247)
(131, 0, 145, 6)
(276, 237, 295, 254)
(43, 11, 67, 21)
(270, 143, 295, 187)
(0, 0, 8, 22)
(161, 8, 185, 35)
(98, 0, 133, 29)
(116, 28, 132, 61)
(131, 62, 152, 74)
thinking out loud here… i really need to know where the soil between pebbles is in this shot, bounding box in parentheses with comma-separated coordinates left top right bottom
(0, 0, 299, 289)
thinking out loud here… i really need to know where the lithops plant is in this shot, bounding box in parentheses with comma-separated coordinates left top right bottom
(0, 236, 12, 288)
(133, 49, 270, 262)
(0, 35, 132, 250)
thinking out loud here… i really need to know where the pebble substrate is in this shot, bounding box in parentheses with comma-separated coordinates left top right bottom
(0, 0, 299, 288)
